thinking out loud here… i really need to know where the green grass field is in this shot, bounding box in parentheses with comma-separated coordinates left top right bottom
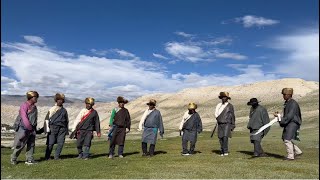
(1, 128, 319, 179)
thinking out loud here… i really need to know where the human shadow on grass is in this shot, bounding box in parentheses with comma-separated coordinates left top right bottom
(211, 150, 221, 155)
(37, 154, 79, 162)
(153, 150, 167, 155)
(237, 150, 284, 159)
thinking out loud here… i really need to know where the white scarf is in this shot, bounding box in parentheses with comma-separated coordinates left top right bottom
(179, 111, 192, 130)
(45, 103, 61, 133)
(215, 102, 229, 118)
(48, 103, 61, 119)
(71, 108, 91, 131)
(138, 108, 155, 131)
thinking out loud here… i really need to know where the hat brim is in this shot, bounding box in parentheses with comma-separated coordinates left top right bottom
(247, 101, 259, 105)
(146, 103, 156, 106)
(219, 96, 231, 99)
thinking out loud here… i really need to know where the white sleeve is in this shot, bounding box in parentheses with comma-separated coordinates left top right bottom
(138, 109, 148, 131)
(214, 103, 220, 118)
(179, 111, 189, 130)
(71, 109, 85, 131)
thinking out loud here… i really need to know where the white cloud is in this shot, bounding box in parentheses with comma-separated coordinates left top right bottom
(165, 42, 209, 62)
(23, 35, 45, 46)
(175, 31, 194, 38)
(215, 52, 247, 60)
(153, 53, 168, 59)
(1, 37, 279, 100)
(115, 49, 136, 58)
(267, 28, 319, 81)
(164, 36, 246, 62)
(233, 15, 279, 28)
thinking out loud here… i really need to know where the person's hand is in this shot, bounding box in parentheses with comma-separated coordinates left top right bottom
(160, 133, 164, 138)
(97, 132, 101, 137)
(126, 128, 130, 133)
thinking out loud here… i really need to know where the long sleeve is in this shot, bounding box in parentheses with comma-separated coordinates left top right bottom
(179, 111, 189, 130)
(95, 112, 101, 134)
(281, 101, 299, 126)
(197, 113, 203, 133)
(158, 112, 164, 135)
(261, 108, 270, 135)
(65, 110, 69, 134)
(139, 109, 148, 130)
(230, 105, 236, 129)
(72, 109, 86, 131)
(214, 103, 220, 118)
(126, 110, 131, 130)
(109, 108, 116, 126)
(19, 103, 32, 130)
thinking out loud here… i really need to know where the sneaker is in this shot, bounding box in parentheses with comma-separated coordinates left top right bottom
(83, 158, 89, 160)
(224, 153, 229, 156)
(283, 157, 294, 161)
(108, 155, 113, 159)
(220, 154, 224, 156)
(181, 153, 190, 156)
(119, 155, 124, 158)
(25, 160, 37, 165)
(295, 153, 303, 157)
(142, 153, 148, 157)
(77, 154, 83, 159)
(10, 159, 17, 165)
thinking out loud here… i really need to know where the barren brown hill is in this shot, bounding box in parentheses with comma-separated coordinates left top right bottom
(1, 78, 319, 134)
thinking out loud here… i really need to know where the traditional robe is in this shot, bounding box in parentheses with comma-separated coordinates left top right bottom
(45, 106, 69, 145)
(181, 112, 202, 142)
(141, 109, 164, 145)
(75, 109, 101, 147)
(280, 99, 302, 141)
(215, 103, 236, 138)
(247, 105, 270, 142)
(110, 108, 131, 145)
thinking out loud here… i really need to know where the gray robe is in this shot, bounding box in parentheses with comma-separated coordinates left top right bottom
(247, 105, 270, 142)
(280, 99, 302, 141)
(142, 109, 164, 144)
(216, 103, 236, 138)
(182, 112, 202, 142)
(45, 107, 69, 145)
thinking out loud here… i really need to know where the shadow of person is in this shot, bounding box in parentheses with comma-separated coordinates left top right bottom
(192, 150, 202, 154)
(237, 150, 284, 159)
(154, 150, 167, 155)
(123, 151, 140, 157)
(211, 150, 221, 155)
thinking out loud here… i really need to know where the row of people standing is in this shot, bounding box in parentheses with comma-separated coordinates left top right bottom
(10, 87, 302, 165)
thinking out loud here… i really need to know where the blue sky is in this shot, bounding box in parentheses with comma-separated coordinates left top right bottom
(1, 0, 319, 101)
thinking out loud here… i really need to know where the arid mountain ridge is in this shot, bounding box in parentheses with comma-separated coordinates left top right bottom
(1, 78, 319, 133)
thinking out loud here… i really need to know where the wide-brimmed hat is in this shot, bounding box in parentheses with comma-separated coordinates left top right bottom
(188, 102, 197, 110)
(26, 91, 39, 99)
(54, 93, 65, 102)
(247, 98, 260, 106)
(218, 92, 231, 99)
(282, 88, 293, 95)
(85, 97, 95, 105)
(117, 96, 128, 104)
(146, 99, 156, 106)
